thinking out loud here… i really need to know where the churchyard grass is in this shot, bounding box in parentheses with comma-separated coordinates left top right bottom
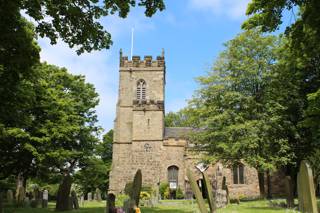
(3, 199, 320, 213)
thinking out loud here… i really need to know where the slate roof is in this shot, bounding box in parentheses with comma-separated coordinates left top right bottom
(164, 127, 193, 139)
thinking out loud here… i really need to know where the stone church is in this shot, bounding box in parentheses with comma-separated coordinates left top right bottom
(109, 51, 286, 198)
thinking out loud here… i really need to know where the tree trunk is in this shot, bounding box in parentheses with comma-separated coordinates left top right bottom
(15, 173, 25, 207)
(56, 174, 72, 211)
(0, 190, 3, 213)
(285, 176, 294, 208)
(258, 171, 266, 198)
(266, 170, 272, 199)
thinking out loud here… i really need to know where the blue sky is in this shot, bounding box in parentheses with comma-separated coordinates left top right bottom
(37, 0, 256, 133)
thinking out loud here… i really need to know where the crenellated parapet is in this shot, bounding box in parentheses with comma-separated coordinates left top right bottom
(119, 49, 165, 68)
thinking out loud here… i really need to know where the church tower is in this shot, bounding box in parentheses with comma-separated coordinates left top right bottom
(109, 50, 166, 193)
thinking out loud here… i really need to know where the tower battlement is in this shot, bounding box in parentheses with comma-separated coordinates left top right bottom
(119, 49, 165, 68)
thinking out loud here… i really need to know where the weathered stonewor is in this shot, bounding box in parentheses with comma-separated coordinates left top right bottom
(297, 160, 318, 213)
(87, 192, 92, 201)
(95, 188, 102, 201)
(215, 189, 227, 208)
(70, 190, 79, 209)
(42, 190, 48, 208)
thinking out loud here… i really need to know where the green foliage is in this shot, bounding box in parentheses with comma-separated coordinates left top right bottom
(189, 29, 292, 173)
(1, 0, 165, 54)
(74, 157, 110, 194)
(140, 191, 151, 200)
(115, 194, 129, 207)
(175, 188, 184, 199)
(159, 182, 169, 199)
(165, 110, 194, 127)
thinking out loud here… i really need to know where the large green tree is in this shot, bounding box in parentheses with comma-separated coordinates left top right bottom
(189, 29, 292, 197)
(30, 63, 100, 211)
(1, 0, 165, 54)
(243, 0, 320, 202)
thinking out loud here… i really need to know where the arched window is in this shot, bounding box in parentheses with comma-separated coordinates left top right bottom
(233, 164, 245, 184)
(167, 166, 179, 189)
(136, 79, 146, 100)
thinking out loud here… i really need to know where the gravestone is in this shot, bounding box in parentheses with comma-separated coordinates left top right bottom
(80, 195, 84, 207)
(42, 190, 48, 208)
(87, 192, 92, 201)
(71, 190, 79, 209)
(215, 189, 227, 208)
(95, 188, 102, 201)
(106, 193, 116, 213)
(6, 190, 13, 204)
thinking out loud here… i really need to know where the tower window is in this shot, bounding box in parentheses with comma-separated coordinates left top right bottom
(233, 164, 245, 184)
(137, 79, 146, 100)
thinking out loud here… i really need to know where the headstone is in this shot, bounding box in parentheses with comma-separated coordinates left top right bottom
(6, 190, 13, 204)
(80, 195, 84, 207)
(42, 190, 48, 208)
(87, 192, 92, 201)
(285, 176, 294, 208)
(95, 188, 102, 201)
(215, 189, 227, 208)
(71, 190, 79, 209)
(106, 193, 116, 213)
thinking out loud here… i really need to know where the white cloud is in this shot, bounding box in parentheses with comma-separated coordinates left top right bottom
(189, 0, 250, 20)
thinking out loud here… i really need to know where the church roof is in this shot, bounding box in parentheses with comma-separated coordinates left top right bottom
(164, 127, 193, 139)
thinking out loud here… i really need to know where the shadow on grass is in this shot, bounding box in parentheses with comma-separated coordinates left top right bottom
(3, 207, 106, 213)
(141, 207, 193, 213)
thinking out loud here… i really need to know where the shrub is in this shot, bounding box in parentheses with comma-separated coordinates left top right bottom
(140, 191, 151, 200)
(159, 182, 169, 199)
(176, 187, 184, 199)
(115, 194, 129, 207)
(164, 187, 170, 199)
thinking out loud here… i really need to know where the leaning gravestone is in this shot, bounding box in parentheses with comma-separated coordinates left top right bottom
(6, 190, 13, 204)
(87, 192, 92, 201)
(42, 190, 48, 208)
(298, 160, 318, 213)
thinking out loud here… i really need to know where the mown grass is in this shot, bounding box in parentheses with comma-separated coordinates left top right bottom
(3, 199, 319, 213)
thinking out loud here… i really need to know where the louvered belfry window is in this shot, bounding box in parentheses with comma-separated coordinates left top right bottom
(137, 79, 146, 100)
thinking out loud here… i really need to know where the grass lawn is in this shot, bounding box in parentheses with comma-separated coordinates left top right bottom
(3, 199, 315, 213)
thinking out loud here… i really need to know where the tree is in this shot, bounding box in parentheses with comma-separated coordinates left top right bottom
(23, 63, 100, 211)
(1, 0, 165, 54)
(188, 29, 292, 197)
(164, 110, 193, 127)
(242, 0, 320, 203)
(74, 130, 113, 195)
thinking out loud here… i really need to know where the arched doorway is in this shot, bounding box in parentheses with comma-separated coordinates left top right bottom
(167, 165, 179, 199)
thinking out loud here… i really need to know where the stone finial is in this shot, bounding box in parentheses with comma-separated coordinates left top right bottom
(161, 48, 165, 57)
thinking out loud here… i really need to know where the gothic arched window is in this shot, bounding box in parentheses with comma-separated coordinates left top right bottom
(233, 164, 245, 184)
(168, 166, 179, 189)
(136, 79, 146, 100)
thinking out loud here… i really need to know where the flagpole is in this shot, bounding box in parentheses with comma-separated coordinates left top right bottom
(131, 28, 134, 60)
